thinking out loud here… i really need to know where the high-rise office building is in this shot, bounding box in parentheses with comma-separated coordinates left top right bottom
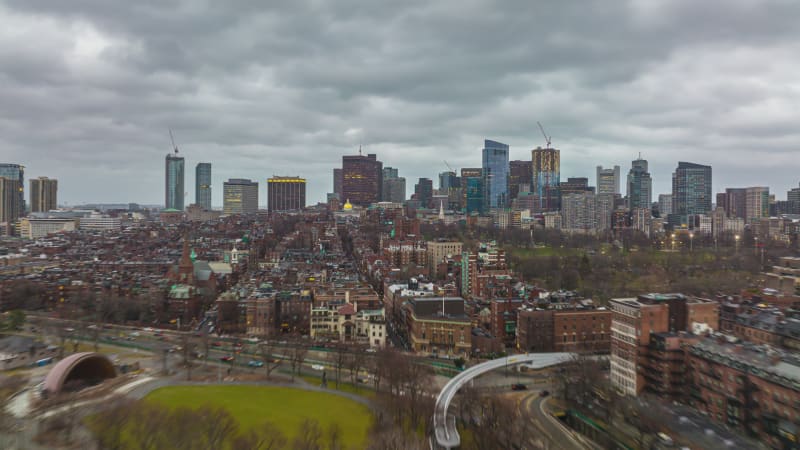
(414, 178, 433, 208)
(333, 168, 343, 201)
(561, 192, 597, 232)
(383, 178, 406, 203)
(0, 164, 24, 220)
(597, 165, 621, 195)
(671, 162, 712, 225)
(596, 193, 615, 231)
(461, 168, 484, 214)
(658, 194, 673, 217)
(195, 163, 212, 210)
(627, 157, 652, 211)
(508, 160, 533, 200)
(560, 177, 594, 196)
(342, 152, 382, 206)
(383, 167, 399, 181)
(165, 152, 185, 210)
(29, 177, 57, 213)
(788, 183, 800, 215)
(267, 176, 306, 212)
(482, 140, 509, 209)
(531, 147, 560, 212)
(744, 187, 769, 224)
(719, 188, 747, 219)
(439, 171, 458, 192)
(223, 178, 259, 215)
(382, 167, 406, 203)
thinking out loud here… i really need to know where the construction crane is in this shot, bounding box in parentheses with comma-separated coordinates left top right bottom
(169, 128, 179, 154)
(537, 121, 552, 148)
(443, 160, 455, 173)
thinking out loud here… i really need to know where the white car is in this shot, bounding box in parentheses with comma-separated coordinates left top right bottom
(311, 364, 325, 371)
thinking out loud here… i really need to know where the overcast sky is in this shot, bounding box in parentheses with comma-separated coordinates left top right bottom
(2, 0, 799, 207)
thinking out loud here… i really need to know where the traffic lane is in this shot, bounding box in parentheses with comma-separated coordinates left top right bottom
(521, 393, 588, 450)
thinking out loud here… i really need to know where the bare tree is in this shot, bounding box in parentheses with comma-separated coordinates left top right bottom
(180, 332, 196, 381)
(346, 346, 367, 385)
(329, 344, 348, 388)
(258, 341, 283, 379)
(87, 398, 134, 450)
(233, 420, 288, 450)
(326, 422, 342, 450)
(196, 404, 239, 450)
(128, 402, 170, 450)
(291, 418, 322, 450)
(288, 342, 308, 382)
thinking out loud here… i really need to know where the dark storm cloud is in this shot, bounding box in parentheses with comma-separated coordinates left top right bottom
(1, 0, 798, 206)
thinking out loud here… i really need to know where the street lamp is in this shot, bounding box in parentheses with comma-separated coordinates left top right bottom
(689, 233, 694, 252)
(735, 234, 740, 254)
(671, 233, 677, 251)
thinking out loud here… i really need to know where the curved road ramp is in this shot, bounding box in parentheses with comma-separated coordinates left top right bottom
(433, 352, 575, 449)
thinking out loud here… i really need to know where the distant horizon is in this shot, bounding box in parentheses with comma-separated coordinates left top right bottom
(1, 1, 798, 205)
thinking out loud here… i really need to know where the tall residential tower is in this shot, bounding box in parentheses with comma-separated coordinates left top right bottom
(29, 177, 58, 213)
(165, 151, 185, 210)
(195, 163, 212, 210)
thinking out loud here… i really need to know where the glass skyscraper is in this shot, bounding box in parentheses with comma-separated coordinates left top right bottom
(627, 157, 652, 211)
(671, 161, 712, 226)
(461, 168, 484, 214)
(165, 152, 185, 210)
(195, 163, 211, 210)
(482, 139, 509, 209)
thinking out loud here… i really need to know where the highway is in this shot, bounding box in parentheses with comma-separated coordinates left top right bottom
(519, 392, 590, 450)
(432, 352, 574, 449)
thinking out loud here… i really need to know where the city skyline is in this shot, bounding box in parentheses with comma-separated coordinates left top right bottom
(1, 2, 799, 205)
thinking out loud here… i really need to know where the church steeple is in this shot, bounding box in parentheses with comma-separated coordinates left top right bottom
(177, 234, 194, 283)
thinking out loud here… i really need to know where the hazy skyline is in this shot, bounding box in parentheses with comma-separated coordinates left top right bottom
(1, 1, 799, 206)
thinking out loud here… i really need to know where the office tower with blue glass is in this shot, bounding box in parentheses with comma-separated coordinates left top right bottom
(165, 151, 185, 210)
(482, 140, 509, 210)
(195, 163, 211, 210)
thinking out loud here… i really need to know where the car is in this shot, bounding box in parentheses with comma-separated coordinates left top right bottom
(511, 383, 527, 391)
(311, 364, 325, 371)
(220, 356, 234, 362)
(248, 360, 264, 368)
(539, 390, 550, 397)
(153, 332, 163, 337)
(365, 348, 377, 353)
(211, 342, 222, 347)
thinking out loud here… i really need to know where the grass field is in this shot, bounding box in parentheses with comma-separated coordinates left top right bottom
(145, 385, 373, 448)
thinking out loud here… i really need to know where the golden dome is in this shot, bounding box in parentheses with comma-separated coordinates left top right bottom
(343, 199, 353, 210)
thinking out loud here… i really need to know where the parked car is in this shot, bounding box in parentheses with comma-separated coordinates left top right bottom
(539, 390, 550, 397)
(220, 356, 234, 362)
(248, 360, 264, 368)
(511, 383, 527, 391)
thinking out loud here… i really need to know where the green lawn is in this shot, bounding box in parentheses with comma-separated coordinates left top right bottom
(145, 385, 373, 448)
